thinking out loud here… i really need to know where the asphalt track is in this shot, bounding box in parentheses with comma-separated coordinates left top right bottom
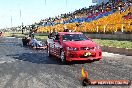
(0, 37, 132, 88)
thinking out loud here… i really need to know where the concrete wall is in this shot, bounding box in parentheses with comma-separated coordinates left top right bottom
(36, 33, 132, 40)
(86, 34, 132, 40)
(101, 46, 132, 56)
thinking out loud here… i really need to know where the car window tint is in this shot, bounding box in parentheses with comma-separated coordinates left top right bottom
(62, 34, 88, 41)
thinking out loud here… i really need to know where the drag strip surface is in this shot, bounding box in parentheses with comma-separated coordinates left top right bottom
(0, 37, 132, 88)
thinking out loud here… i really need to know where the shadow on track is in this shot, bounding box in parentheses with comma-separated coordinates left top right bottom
(7, 51, 95, 65)
(7, 52, 62, 65)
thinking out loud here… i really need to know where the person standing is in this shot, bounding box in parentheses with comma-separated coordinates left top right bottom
(49, 28, 58, 38)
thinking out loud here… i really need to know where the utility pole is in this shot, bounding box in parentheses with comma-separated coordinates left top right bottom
(21, 21, 23, 34)
(11, 16, 13, 33)
(45, 0, 46, 5)
(11, 16, 15, 36)
(20, 9, 24, 34)
(20, 10, 21, 18)
(11, 16, 12, 28)
(66, 0, 68, 9)
(66, 0, 67, 8)
(65, 0, 69, 13)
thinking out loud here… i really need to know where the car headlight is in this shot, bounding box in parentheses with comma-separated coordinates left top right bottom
(95, 45, 101, 49)
(67, 47, 78, 51)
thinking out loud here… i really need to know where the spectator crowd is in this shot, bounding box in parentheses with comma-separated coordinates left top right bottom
(37, 0, 132, 27)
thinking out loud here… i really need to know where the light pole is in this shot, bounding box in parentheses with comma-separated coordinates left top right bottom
(66, 0, 67, 8)
(20, 9, 24, 34)
(45, 0, 46, 5)
(11, 16, 12, 28)
(11, 16, 13, 34)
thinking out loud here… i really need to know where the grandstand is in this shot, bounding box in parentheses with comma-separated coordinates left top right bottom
(37, 0, 132, 33)
(92, 0, 109, 5)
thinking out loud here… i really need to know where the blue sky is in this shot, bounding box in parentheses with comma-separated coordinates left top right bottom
(0, 0, 94, 29)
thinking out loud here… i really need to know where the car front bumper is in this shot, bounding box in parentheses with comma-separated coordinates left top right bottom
(65, 49, 102, 61)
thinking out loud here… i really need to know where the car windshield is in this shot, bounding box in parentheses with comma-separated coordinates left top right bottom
(62, 34, 88, 41)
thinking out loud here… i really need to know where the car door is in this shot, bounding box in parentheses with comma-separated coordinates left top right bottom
(48, 39, 55, 55)
(54, 34, 62, 57)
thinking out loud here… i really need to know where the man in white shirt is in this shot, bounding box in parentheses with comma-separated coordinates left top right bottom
(31, 37, 42, 47)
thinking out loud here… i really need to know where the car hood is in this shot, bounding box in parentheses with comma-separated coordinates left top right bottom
(63, 40, 97, 47)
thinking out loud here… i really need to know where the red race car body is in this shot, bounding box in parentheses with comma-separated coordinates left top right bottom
(47, 32, 102, 63)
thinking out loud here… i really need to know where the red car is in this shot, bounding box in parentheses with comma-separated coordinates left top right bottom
(47, 32, 102, 63)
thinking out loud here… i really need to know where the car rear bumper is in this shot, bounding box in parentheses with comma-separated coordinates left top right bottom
(65, 50, 102, 61)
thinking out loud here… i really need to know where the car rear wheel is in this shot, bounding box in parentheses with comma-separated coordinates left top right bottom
(60, 50, 67, 64)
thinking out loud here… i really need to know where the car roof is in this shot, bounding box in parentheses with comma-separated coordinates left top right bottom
(58, 32, 83, 35)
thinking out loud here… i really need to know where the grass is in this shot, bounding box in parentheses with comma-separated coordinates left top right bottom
(93, 39, 132, 49)
(4, 32, 25, 38)
(35, 35, 48, 40)
(3, 32, 48, 40)
(3, 32, 12, 37)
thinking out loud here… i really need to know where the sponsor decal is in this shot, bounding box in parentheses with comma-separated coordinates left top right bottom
(84, 52, 92, 56)
(80, 67, 131, 86)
